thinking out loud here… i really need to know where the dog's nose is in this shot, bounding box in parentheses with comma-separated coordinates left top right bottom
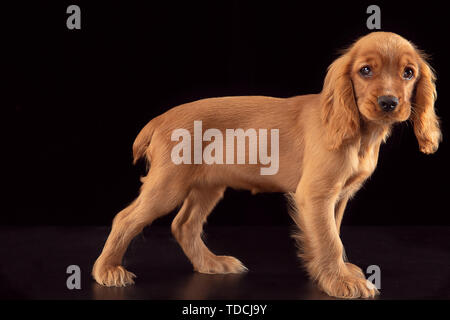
(377, 95, 399, 112)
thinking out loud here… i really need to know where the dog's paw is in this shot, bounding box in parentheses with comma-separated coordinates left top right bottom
(92, 264, 136, 287)
(318, 265, 379, 299)
(344, 262, 366, 279)
(195, 255, 248, 274)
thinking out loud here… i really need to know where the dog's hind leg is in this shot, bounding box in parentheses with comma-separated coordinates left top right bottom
(92, 170, 189, 287)
(171, 187, 247, 274)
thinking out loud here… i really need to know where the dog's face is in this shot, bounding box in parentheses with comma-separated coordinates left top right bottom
(321, 32, 441, 153)
(351, 33, 419, 124)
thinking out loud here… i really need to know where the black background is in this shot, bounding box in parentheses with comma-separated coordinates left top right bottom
(9, 1, 450, 226)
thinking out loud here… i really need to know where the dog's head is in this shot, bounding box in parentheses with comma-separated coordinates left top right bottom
(321, 31, 441, 153)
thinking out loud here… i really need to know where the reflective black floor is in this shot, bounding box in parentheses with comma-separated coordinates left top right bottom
(0, 225, 449, 299)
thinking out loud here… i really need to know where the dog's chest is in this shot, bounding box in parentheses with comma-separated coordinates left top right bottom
(357, 144, 379, 174)
(343, 143, 380, 195)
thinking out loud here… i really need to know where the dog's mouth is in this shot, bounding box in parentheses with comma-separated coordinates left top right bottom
(360, 101, 410, 124)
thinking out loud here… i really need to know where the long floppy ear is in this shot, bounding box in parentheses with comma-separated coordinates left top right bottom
(411, 54, 442, 154)
(321, 52, 360, 150)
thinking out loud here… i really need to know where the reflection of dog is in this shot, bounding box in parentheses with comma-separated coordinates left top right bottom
(92, 32, 441, 298)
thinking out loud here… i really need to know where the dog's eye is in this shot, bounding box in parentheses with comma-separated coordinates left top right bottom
(359, 66, 373, 77)
(403, 67, 414, 80)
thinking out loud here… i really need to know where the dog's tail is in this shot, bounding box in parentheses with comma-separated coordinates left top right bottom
(132, 119, 156, 166)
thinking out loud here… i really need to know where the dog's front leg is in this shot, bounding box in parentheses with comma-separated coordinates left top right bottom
(334, 195, 349, 235)
(292, 182, 378, 299)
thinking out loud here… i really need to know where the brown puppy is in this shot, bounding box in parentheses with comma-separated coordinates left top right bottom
(92, 32, 441, 298)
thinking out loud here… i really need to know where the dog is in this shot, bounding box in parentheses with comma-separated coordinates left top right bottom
(92, 32, 441, 298)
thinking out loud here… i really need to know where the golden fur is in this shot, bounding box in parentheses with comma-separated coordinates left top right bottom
(92, 32, 441, 298)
